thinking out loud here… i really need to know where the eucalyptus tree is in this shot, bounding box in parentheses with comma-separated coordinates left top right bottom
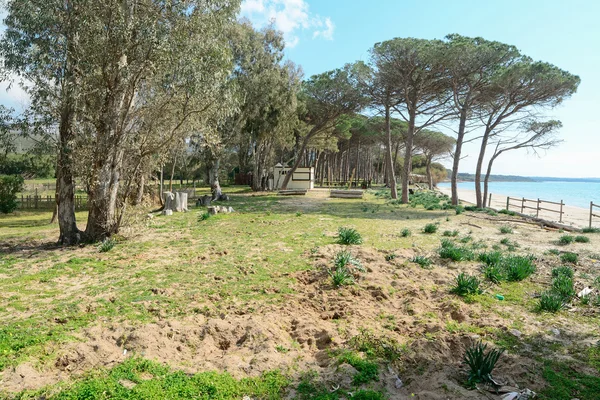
(372, 38, 453, 203)
(280, 67, 367, 190)
(414, 130, 455, 189)
(2, 0, 241, 242)
(482, 120, 562, 207)
(442, 34, 522, 205)
(473, 61, 580, 207)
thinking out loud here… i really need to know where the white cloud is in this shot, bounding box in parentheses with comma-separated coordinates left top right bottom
(240, 0, 335, 48)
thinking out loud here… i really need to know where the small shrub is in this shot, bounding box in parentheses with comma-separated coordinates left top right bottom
(499, 226, 513, 234)
(98, 238, 116, 253)
(498, 209, 516, 216)
(478, 251, 503, 267)
(582, 227, 600, 233)
(483, 265, 504, 284)
(337, 227, 363, 245)
(439, 246, 475, 262)
(334, 250, 364, 272)
(400, 228, 411, 237)
(537, 291, 564, 313)
(459, 235, 473, 243)
(558, 235, 575, 245)
(349, 329, 405, 361)
(0, 174, 24, 214)
(443, 230, 459, 237)
(552, 266, 574, 279)
(198, 212, 211, 221)
(329, 266, 354, 287)
(464, 341, 504, 386)
(560, 252, 578, 264)
(575, 235, 590, 243)
(451, 273, 482, 296)
(295, 212, 302, 217)
(440, 238, 454, 249)
(385, 254, 396, 262)
(486, 209, 498, 216)
(337, 351, 379, 385)
(547, 249, 560, 256)
(412, 255, 432, 268)
(552, 275, 575, 300)
(455, 205, 464, 215)
(504, 256, 536, 281)
(423, 223, 438, 234)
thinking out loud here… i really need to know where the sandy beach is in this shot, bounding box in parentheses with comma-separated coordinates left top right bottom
(438, 186, 594, 229)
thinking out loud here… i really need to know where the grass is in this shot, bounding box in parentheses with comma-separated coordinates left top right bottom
(334, 250, 364, 272)
(463, 341, 504, 387)
(560, 252, 578, 264)
(575, 235, 590, 243)
(558, 235, 575, 245)
(439, 240, 475, 262)
(499, 226, 513, 234)
(198, 211, 211, 221)
(98, 237, 116, 253)
(17, 357, 289, 399)
(400, 228, 411, 237)
(329, 265, 354, 287)
(442, 229, 459, 237)
(337, 351, 379, 385)
(540, 359, 600, 400)
(552, 266, 574, 279)
(411, 255, 432, 268)
(337, 227, 363, 245)
(581, 227, 600, 233)
(450, 273, 482, 296)
(423, 223, 438, 234)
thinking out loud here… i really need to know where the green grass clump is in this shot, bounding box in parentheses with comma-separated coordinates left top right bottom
(547, 248, 560, 256)
(575, 235, 590, 243)
(537, 291, 564, 313)
(400, 228, 411, 237)
(423, 223, 438, 234)
(504, 255, 536, 281)
(463, 341, 504, 387)
(411, 255, 432, 268)
(198, 211, 211, 221)
(329, 266, 354, 287)
(442, 229, 459, 237)
(479, 252, 536, 283)
(337, 227, 363, 245)
(552, 266, 574, 279)
(499, 226, 513, 234)
(558, 235, 575, 245)
(540, 359, 600, 400)
(409, 191, 449, 210)
(482, 265, 504, 284)
(334, 250, 364, 272)
(337, 351, 379, 385)
(560, 252, 578, 264)
(455, 205, 465, 215)
(582, 227, 600, 233)
(552, 275, 575, 300)
(98, 238, 116, 253)
(498, 209, 516, 216)
(348, 329, 405, 361)
(439, 241, 475, 262)
(451, 273, 482, 296)
(478, 251, 503, 267)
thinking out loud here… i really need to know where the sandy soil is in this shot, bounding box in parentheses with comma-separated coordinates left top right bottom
(439, 186, 594, 229)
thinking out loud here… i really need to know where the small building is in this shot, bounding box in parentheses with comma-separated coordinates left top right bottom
(272, 163, 315, 190)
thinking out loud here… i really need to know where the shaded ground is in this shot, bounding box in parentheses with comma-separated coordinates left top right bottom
(0, 188, 599, 399)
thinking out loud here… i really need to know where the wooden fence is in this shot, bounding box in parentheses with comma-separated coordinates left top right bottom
(589, 202, 600, 229)
(506, 196, 564, 223)
(17, 195, 87, 210)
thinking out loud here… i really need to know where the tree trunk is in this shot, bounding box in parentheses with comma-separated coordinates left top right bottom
(134, 174, 145, 205)
(385, 106, 398, 198)
(400, 111, 416, 203)
(209, 157, 222, 201)
(281, 134, 311, 190)
(426, 155, 434, 190)
(451, 109, 468, 205)
(474, 127, 492, 208)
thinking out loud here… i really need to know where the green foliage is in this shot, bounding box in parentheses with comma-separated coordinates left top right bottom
(547, 249, 560, 256)
(98, 238, 116, 253)
(483, 264, 504, 284)
(337, 227, 363, 245)
(334, 251, 364, 272)
(384, 254, 396, 261)
(560, 252, 578, 264)
(478, 251, 503, 267)
(0, 174, 24, 214)
(423, 223, 438, 234)
(582, 227, 600, 233)
(463, 341, 504, 386)
(499, 226, 513, 234)
(537, 291, 564, 313)
(439, 240, 475, 262)
(455, 205, 464, 215)
(443, 229, 459, 237)
(575, 235, 590, 243)
(329, 266, 354, 287)
(540, 359, 600, 400)
(504, 256, 536, 281)
(451, 273, 482, 296)
(22, 357, 289, 399)
(552, 266, 574, 279)
(558, 235, 575, 245)
(552, 275, 575, 300)
(408, 190, 450, 210)
(198, 212, 211, 221)
(411, 255, 432, 268)
(400, 228, 411, 237)
(337, 351, 379, 385)
(498, 209, 516, 216)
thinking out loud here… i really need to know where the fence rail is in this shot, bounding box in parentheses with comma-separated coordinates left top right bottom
(17, 195, 87, 210)
(506, 196, 564, 223)
(590, 202, 600, 229)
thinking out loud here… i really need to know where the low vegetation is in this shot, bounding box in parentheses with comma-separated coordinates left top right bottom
(337, 227, 364, 245)
(464, 341, 504, 387)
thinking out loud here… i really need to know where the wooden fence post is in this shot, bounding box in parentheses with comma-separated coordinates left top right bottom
(590, 201, 594, 229)
(536, 198, 540, 218)
(35, 188, 38, 209)
(506, 196, 510, 211)
(488, 193, 492, 207)
(559, 200, 563, 223)
(521, 197, 525, 213)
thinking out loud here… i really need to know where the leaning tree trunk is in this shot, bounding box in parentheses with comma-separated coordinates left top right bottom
(134, 174, 144, 205)
(474, 127, 492, 208)
(451, 108, 468, 206)
(208, 157, 222, 201)
(426, 155, 434, 190)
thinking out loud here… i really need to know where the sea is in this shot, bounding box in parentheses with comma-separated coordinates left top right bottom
(437, 180, 600, 210)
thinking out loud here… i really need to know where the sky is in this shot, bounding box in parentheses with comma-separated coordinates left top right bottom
(1, 1, 598, 178)
(239, 0, 600, 178)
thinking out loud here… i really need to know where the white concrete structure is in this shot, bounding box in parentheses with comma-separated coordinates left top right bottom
(272, 163, 315, 190)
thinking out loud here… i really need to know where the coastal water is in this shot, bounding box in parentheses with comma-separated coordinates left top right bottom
(437, 181, 600, 209)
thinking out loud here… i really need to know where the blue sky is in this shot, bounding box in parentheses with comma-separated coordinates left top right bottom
(241, 0, 600, 178)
